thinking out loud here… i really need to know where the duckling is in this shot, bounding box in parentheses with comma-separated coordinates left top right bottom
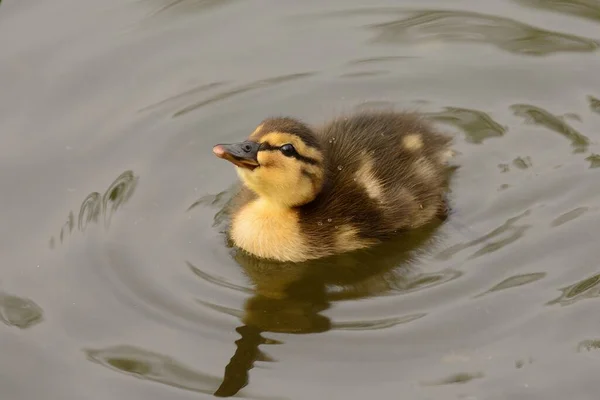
(212, 110, 453, 263)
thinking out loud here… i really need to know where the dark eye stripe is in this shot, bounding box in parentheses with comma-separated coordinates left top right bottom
(259, 143, 320, 165)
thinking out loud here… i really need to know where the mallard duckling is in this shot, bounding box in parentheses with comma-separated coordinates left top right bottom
(212, 110, 453, 263)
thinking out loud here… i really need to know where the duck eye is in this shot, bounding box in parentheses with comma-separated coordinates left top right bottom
(280, 144, 297, 157)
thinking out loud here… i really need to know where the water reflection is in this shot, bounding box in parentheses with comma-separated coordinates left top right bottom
(84, 345, 281, 399)
(589, 95, 600, 113)
(514, 0, 600, 23)
(515, 357, 534, 368)
(50, 170, 138, 247)
(199, 217, 447, 397)
(547, 273, 600, 306)
(511, 104, 590, 153)
(187, 187, 234, 214)
(435, 210, 531, 260)
(577, 339, 600, 352)
(512, 156, 533, 170)
(475, 272, 546, 298)
(495, 157, 532, 174)
(214, 325, 276, 397)
(585, 154, 600, 168)
(421, 371, 484, 386)
(425, 107, 506, 144)
(550, 207, 589, 227)
(367, 9, 599, 56)
(0, 292, 43, 329)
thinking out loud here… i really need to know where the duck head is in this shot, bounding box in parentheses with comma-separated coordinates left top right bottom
(213, 117, 326, 207)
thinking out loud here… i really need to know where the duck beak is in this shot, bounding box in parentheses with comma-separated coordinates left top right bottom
(212, 141, 261, 170)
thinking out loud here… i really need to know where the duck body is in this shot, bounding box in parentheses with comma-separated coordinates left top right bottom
(213, 110, 453, 263)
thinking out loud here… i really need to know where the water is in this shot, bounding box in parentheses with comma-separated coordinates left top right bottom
(1, 0, 600, 399)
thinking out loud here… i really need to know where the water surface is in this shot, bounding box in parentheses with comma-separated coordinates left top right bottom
(2, 0, 600, 399)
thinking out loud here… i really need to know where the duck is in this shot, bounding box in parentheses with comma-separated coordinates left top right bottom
(212, 110, 454, 263)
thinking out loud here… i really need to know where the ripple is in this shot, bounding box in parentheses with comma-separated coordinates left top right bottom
(138, 81, 228, 113)
(78, 192, 102, 231)
(511, 104, 590, 153)
(512, 156, 533, 170)
(102, 170, 138, 227)
(188, 184, 241, 237)
(51, 170, 138, 247)
(422, 371, 484, 386)
(435, 210, 531, 260)
(498, 163, 510, 173)
(515, 357, 534, 368)
(425, 107, 507, 144)
(188, 262, 252, 294)
(550, 207, 589, 227)
(332, 313, 427, 331)
(0, 292, 43, 329)
(96, 245, 237, 338)
(513, 0, 600, 23)
(547, 273, 600, 306)
(562, 112, 583, 122)
(196, 298, 243, 319)
(346, 55, 417, 65)
(589, 95, 600, 113)
(385, 269, 464, 296)
(577, 339, 600, 352)
(173, 72, 316, 117)
(84, 345, 282, 399)
(368, 9, 599, 56)
(585, 154, 600, 168)
(498, 157, 539, 173)
(475, 272, 546, 298)
(141, 0, 239, 23)
(187, 187, 233, 212)
(339, 70, 389, 78)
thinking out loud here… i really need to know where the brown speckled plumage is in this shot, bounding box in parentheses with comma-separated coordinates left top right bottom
(214, 110, 453, 262)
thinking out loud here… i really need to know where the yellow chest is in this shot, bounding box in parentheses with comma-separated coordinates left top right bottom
(230, 199, 309, 262)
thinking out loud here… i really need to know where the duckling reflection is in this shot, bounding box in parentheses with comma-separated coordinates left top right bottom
(212, 219, 444, 397)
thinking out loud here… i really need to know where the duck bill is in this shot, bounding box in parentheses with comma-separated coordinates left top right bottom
(212, 141, 260, 170)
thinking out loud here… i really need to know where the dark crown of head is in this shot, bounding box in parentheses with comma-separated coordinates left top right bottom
(260, 117, 321, 149)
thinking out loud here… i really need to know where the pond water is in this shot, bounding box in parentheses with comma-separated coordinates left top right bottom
(2, 0, 600, 399)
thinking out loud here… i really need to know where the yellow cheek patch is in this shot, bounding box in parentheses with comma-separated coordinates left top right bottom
(259, 132, 324, 163)
(402, 134, 424, 151)
(257, 149, 279, 168)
